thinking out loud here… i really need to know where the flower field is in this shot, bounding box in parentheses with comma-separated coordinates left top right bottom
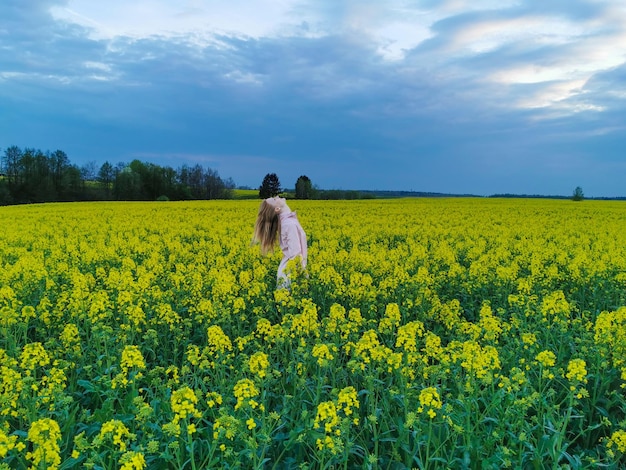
(1, 198, 626, 469)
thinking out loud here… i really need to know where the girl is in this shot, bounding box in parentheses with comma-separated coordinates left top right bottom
(253, 196, 307, 289)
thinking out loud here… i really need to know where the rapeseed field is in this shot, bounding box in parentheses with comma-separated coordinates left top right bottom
(1, 198, 625, 469)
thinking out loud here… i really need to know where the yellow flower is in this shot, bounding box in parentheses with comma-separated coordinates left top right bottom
(60, 323, 81, 354)
(249, 351, 270, 378)
(325, 303, 346, 335)
(233, 379, 260, 410)
(337, 386, 359, 416)
(536, 350, 556, 368)
(119, 450, 147, 470)
(20, 342, 51, 372)
(607, 429, 626, 455)
(121, 345, 146, 371)
(171, 386, 202, 421)
(0, 306, 18, 328)
(26, 418, 62, 469)
(287, 298, 320, 337)
(422, 332, 443, 359)
(379, 303, 401, 333)
(21, 305, 37, 321)
(396, 321, 425, 353)
(0, 426, 22, 458)
(98, 419, 132, 452)
(540, 290, 571, 325)
(206, 391, 223, 408)
(478, 302, 502, 342)
(312, 343, 337, 366)
(521, 332, 537, 347)
(418, 387, 442, 418)
(566, 358, 587, 383)
(314, 401, 340, 434)
(316, 435, 341, 454)
(213, 415, 240, 440)
(207, 325, 233, 355)
(449, 340, 501, 381)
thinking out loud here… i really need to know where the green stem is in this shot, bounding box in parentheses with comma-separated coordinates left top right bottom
(425, 418, 433, 470)
(187, 430, 197, 470)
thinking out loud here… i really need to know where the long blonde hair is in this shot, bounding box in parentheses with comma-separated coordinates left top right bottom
(253, 200, 280, 255)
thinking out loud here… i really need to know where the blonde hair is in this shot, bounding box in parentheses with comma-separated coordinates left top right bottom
(253, 200, 280, 255)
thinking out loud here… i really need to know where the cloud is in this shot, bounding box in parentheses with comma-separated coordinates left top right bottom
(1, 0, 625, 196)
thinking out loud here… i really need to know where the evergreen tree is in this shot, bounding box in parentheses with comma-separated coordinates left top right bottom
(259, 173, 281, 198)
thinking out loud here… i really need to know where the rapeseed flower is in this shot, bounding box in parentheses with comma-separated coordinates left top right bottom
(288, 298, 320, 337)
(312, 343, 337, 367)
(422, 332, 443, 359)
(566, 358, 588, 398)
(337, 386, 359, 417)
(121, 345, 146, 371)
(97, 419, 133, 451)
(1, 362, 23, 417)
(566, 358, 587, 383)
(60, 323, 81, 354)
(248, 351, 270, 378)
(540, 290, 571, 326)
(119, 450, 147, 470)
(206, 391, 223, 408)
(478, 302, 503, 342)
(325, 303, 346, 335)
(521, 332, 537, 349)
(233, 379, 260, 410)
(213, 414, 240, 440)
(448, 340, 501, 381)
(171, 386, 202, 422)
(26, 418, 62, 469)
(535, 351, 555, 366)
(20, 342, 51, 372)
(606, 429, 626, 457)
(396, 321, 425, 353)
(379, 303, 401, 333)
(0, 425, 25, 458)
(207, 325, 233, 355)
(0, 306, 18, 328)
(314, 401, 340, 434)
(418, 387, 443, 419)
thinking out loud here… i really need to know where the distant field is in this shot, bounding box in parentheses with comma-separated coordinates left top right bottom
(233, 188, 259, 199)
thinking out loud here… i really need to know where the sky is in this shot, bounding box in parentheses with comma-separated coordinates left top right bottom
(1, 0, 625, 197)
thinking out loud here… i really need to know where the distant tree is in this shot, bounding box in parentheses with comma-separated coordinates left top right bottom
(179, 164, 204, 199)
(203, 167, 225, 199)
(572, 186, 584, 201)
(98, 161, 114, 199)
(176, 164, 231, 200)
(114, 163, 143, 200)
(64, 165, 83, 199)
(21, 148, 55, 202)
(81, 161, 98, 182)
(295, 175, 314, 199)
(2, 146, 23, 186)
(49, 150, 70, 194)
(259, 173, 281, 198)
(0, 179, 11, 205)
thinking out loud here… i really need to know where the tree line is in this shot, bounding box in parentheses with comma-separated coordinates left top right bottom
(0, 146, 234, 205)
